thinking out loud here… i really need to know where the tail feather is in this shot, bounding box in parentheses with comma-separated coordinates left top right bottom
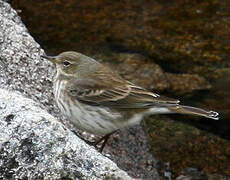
(168, 105, 219, 120)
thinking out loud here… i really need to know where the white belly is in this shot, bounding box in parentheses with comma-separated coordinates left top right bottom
(54, 79, 133, 135)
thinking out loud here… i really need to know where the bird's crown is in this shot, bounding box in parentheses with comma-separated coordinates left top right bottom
(42, 51, 100, 76)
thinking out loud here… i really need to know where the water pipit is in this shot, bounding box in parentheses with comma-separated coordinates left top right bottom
(42, 51, 219, 152)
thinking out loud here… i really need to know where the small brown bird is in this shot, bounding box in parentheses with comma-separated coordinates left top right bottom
(42, 51, 219, 151)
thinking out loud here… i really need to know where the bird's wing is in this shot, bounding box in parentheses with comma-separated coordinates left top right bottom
(67, 78, 130, 102)
(67, 77, 179, 108)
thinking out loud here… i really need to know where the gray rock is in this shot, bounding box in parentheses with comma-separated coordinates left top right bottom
(0, 1, 134, 179)
(0, 0, 55, 111)
(0, 88, 132, 179)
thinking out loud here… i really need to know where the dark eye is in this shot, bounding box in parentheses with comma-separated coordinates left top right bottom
(63, 61, 71, 67)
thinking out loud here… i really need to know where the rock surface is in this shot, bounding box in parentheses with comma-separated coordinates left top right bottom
(0, 0, 54, 110)
(0, 89, 132, 179)
(146, 115, 230, 178)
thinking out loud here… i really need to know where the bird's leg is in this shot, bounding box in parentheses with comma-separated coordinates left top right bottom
(96, 131, 116, 152)
(71, 130, 94, 144)
(71, 130, 116, 152)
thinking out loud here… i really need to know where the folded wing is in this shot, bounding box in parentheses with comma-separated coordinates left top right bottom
(67, 77, 179, 108)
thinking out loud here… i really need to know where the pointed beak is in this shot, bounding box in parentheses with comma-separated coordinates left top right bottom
(41, 55, 57, 63)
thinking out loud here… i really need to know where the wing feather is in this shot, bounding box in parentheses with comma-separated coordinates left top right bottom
(67, 64, 179, 108)
(67, 78, 179, 109)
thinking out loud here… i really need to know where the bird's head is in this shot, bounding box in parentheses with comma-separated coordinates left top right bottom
(42, 51, 89, 77)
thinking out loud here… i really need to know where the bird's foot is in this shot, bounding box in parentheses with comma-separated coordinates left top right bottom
(71, 130, 115, 152)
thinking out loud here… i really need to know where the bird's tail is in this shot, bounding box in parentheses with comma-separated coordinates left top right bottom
(168, 105, 219, 120)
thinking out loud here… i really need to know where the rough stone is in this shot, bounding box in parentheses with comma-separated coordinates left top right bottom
(165, 73, 211, 95)
(0, 0, 54, 111)
(0, 88, 132, 179)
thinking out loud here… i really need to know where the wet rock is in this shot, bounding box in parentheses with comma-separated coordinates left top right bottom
(145, 115, 230, 178)
(104, 53, 169, 91)
(176, 168, 230, 180)
(165, 73, 211, 95)
(0, 89, 132, 179)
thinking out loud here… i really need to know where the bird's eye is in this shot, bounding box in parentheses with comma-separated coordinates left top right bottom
(63, 61, 71, 67)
